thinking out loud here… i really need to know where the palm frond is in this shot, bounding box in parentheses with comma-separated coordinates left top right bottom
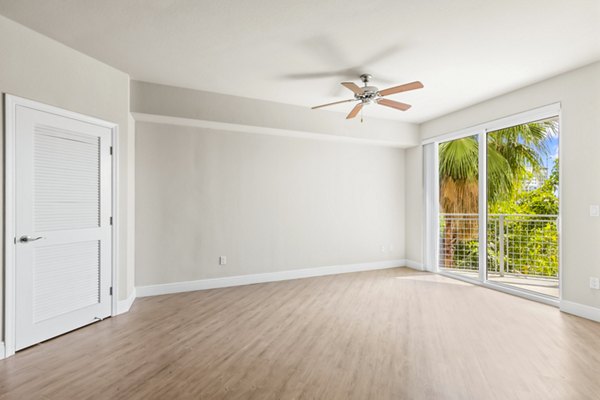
(439, 137, 479, 181)
(439, 119, 557, 214)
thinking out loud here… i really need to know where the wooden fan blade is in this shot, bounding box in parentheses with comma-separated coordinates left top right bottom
(346, 103, 363, 119)
(378, 81, 424, 97)
(378, 98, 412, 111)
(311, 99, 356, 109)
(341, 82, 363, 95)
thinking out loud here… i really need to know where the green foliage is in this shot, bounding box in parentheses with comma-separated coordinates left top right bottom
(491, 160, 559, 215)
(439, 138, 479, 181)
(522, 161, 559, 215)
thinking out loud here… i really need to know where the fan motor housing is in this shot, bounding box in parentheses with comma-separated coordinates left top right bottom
(362, 85, 378, 93)
(356, 85, 380, 104)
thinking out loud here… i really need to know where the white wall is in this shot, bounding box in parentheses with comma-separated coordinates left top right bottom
(0, 14, 135, 337)
(135, 121, 406, 286)
(416, 61, 600, 310)
(126, 113, 136, 296)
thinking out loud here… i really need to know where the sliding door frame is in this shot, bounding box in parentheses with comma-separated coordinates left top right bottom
(423, 103, 562, 307)
(478, 131, 488, 282)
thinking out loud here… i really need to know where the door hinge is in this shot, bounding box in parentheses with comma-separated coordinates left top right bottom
(109, 216, 113, 225)
(109, 287, 113, 296)
(109, 146, 113, 155)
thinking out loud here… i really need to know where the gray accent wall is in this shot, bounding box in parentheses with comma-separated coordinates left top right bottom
(135, 121, 406, 286)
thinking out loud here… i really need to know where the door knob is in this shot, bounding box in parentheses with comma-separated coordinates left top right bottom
(19, 235, 44, 243)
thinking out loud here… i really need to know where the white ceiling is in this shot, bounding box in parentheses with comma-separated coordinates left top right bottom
(1, 0, 599, 123)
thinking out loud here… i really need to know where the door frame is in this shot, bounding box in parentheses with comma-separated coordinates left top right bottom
(422, 102, 562, 307)
(3, 95, 119, 358)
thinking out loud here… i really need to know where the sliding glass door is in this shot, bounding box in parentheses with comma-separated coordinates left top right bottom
(434, 107, 560, 301)
(485, 117, 560, 298)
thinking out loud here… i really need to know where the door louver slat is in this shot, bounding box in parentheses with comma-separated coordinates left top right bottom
(34, 125, 100, 231)
(33, 241, 101, 323)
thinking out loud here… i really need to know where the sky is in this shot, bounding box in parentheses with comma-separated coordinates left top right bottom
(543, 135, 559, 173)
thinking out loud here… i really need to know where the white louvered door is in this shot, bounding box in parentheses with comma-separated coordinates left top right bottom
(15, 104, 112, 351)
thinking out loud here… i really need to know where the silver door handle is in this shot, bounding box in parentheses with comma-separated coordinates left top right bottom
(19, 235, 44, 243)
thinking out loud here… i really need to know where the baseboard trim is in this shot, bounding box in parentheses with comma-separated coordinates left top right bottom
(116, 288, 137, 315)
(404, 260, 424, 271)
(136, 259, 407, 297)
(560, 300, 600, 323)
(0, 342, 5, 360)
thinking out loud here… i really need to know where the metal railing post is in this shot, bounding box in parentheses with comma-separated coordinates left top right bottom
(499, 215, 505, 277)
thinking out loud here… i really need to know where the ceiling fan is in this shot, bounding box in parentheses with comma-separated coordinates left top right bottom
(311, 74, 424, 120)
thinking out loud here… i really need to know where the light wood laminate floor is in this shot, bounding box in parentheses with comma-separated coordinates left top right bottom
(1, 267, 600, 399)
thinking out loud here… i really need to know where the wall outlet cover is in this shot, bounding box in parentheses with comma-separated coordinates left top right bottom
(590, 277, 600, 290)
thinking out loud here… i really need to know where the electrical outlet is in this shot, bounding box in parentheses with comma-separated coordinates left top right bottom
(219, 256, 227, 266)
(590, 277, 600, 290)
(380, 245, 386, 253)
(590, 205, 600, 217)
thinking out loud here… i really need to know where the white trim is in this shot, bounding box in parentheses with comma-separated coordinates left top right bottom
(557, 108, 564, 302)
(0, 342, 5, 360)
(136, 260, 407, 297)
(477, 129, 487, 282)
(4, 95, 17, 358)
(560, 300, 600, 323)
(422, 103, 561, 145)
(404, 260, 425, 271)
(116, 288, 137, 315)
(111, 124, 119, 317)
(131, 112, 412, 148)
(6, 96, 119, 129)
(3, 95, 119, 358)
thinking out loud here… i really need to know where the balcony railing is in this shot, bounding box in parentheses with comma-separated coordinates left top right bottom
(439, 213, 559, 279)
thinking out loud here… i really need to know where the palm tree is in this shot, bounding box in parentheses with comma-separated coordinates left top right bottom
(439, 120, 557, 268)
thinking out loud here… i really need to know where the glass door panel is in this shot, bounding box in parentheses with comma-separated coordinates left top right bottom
(485, 117, 560, 298)
(438, 135, 480, 279)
